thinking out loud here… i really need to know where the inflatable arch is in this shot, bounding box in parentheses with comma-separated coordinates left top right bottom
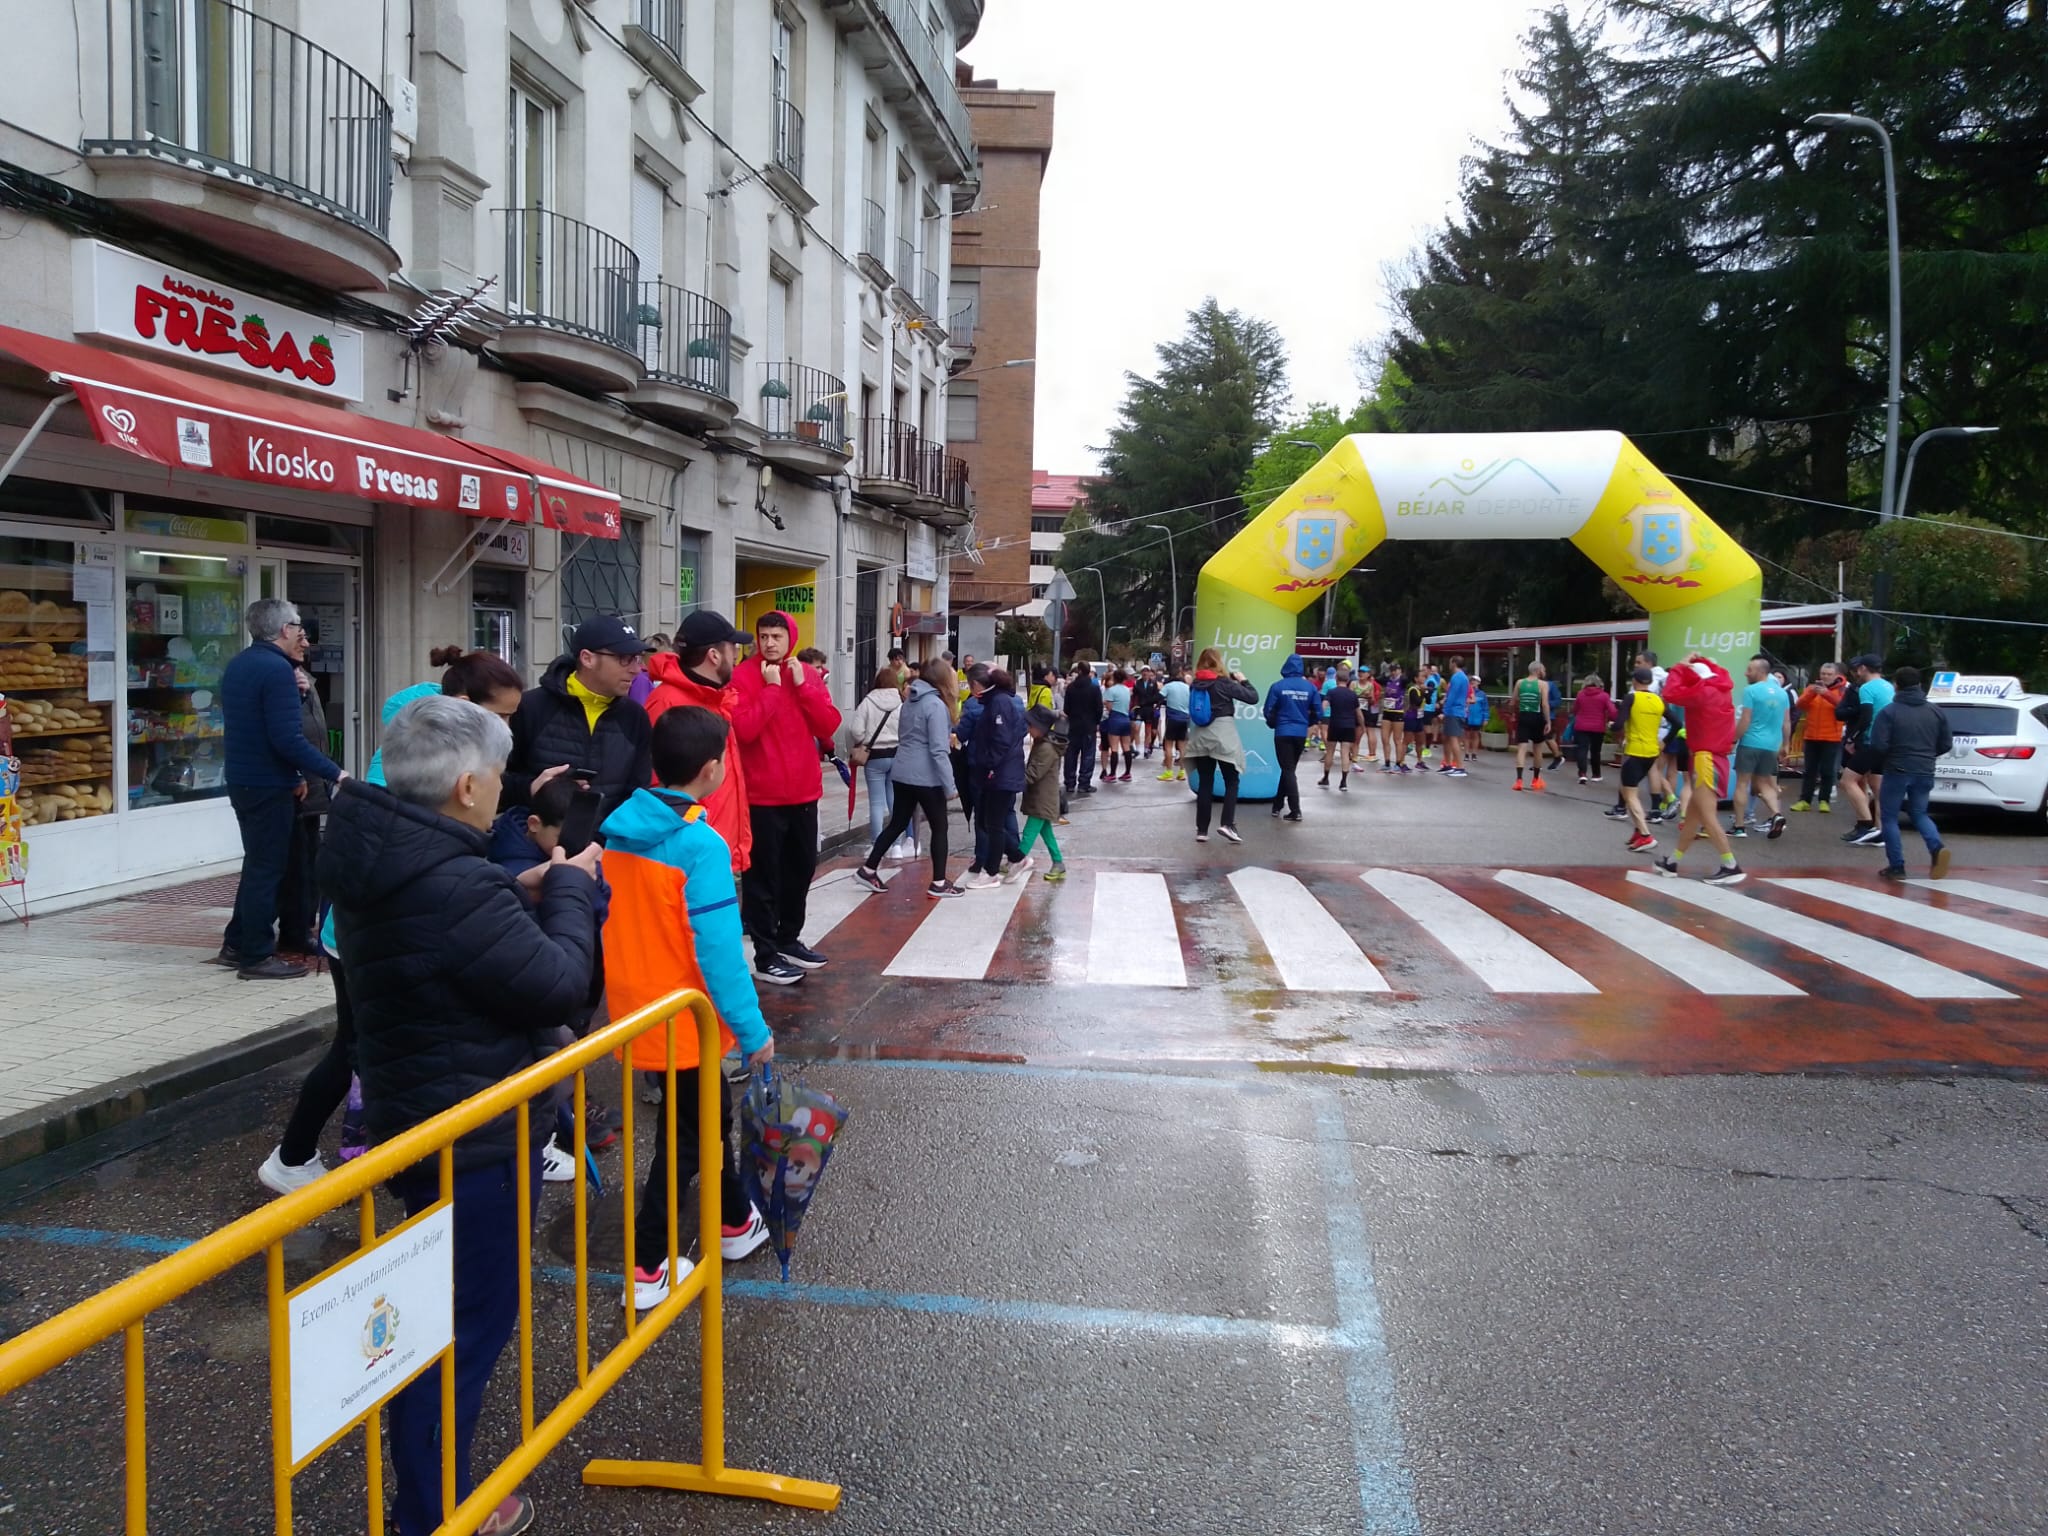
(1193, 431, 1763, 799)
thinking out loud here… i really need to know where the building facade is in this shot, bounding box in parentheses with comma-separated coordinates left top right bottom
(944, 73, 1052, 631)
(0, 0, 983, 909)
(1023, 469, 1087, 623)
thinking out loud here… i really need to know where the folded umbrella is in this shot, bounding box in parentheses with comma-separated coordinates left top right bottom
(738, 1063, 848, 1282)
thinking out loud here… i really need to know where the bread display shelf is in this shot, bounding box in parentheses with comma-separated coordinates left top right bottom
(20, 771, 112, 790)
(0, 681, 90, 693)
(13, 725, 107, 739)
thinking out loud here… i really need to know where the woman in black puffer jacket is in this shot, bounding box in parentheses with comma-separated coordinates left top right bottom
(317, 693, 599, 1536)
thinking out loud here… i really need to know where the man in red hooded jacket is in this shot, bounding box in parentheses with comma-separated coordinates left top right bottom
(1654, 653, 1745, 883)
(643, 608, 753, 872)
(731, 609, 842, 985)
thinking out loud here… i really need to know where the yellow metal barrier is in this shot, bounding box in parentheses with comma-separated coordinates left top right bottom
(0, 987, 841, 1533)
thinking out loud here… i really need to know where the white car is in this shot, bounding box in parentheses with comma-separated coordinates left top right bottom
(1927, 674, 2048, 821)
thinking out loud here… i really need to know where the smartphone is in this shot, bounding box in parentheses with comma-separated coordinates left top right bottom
(558, 786, 603, 856)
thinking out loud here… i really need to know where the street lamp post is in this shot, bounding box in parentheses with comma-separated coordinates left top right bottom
(1896, 426, 1999, 521)
(1807, 112, 1902, 519)
(1144, 524, 1178, 663)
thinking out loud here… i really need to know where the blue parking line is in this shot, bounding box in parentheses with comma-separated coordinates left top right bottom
(790, 1056, 1287, 1093)
(1315, 1094, 1423, 1534)
(0, 1221, 1340, 1352)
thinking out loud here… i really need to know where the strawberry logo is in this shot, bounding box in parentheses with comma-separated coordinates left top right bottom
(305, 333, 336, 387)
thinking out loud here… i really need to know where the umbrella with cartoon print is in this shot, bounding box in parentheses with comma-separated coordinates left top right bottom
(738, 1063, 848, 1282)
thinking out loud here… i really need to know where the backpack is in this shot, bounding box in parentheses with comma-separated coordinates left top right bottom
(1189, 683, 1214, 728)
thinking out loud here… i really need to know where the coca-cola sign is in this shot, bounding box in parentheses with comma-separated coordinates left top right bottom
(71, 240, 364, 401)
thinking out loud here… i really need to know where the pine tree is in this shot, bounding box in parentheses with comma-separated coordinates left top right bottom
(1059, 299, 1289, 650)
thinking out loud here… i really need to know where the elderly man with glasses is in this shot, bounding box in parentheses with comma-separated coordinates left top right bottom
(218, 597, 345, 979)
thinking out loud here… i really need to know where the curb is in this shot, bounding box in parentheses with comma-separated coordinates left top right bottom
(0, 1007, 337, 1173)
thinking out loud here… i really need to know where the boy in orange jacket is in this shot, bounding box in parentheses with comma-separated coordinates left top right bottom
(599, 706, 777, 1310)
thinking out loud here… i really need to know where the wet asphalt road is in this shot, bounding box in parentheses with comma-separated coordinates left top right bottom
(1, 755, 2045, 1535)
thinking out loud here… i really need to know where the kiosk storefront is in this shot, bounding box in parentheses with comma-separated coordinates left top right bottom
(0, 318, 619, 910)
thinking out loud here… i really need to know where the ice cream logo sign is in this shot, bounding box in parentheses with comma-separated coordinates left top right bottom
(72, 239, 365, 401)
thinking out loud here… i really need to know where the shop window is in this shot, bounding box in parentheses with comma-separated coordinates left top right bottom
(677, 529, 703, 621)
(1, 534, 116, 827)
(560, 519, 646, 648)
(126, 547, 241, 807)
(0, 477, 111, 526)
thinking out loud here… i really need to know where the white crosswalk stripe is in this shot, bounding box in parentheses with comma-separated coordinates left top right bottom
(883, 875, 1029, 979)
(1229, 868, 1388, 992)
(1362, 869, 1597, 993)
(1087, 871, 1187, 988)
(1628, 872, 2014, 1000)
(801, 872, 873, 949)
(1495, 870, 1804, 996)
(1770, 878, 2048, 972)
(1906, 878, 2048, 922)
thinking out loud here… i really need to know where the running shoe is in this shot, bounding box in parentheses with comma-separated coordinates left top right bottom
(1704, 864, 1747, 886)
(1790, 800, 1810, 812)
(1816, 800, 1831, 813)
(1841, 824, 1872, 842)
(1446, 768, 1469, 777)
(1931, 846, 1952, 880)
(1627, 832, 1657, 854)
(1044, 864, 1067, 883)
(927, 881, 966, 898)
(540, 1136, 576, 1183)
(753, 955, 805, 986)
(1284, 810, 1303, 822)
(1158, 769, 1178, 781)
(1851, 826, 1887, 847)
(1513, 780, 1526, 792)
(780, 942, 828, 969)
(1653, 855, 1681, 878)
(631, 1256, 692, 1311)
(1318, 775, 1330, 788)
(1175, 769, 1187, 780)
(1002, 856, 1036, 884)
(963, 871, 1003, 890)
(1398, 764, 1412, 775)
(1878, 864, 1908, 881)
(722, 1204, 771, 1260)
(1766, 815, 1787, 840)
(1578, 775, 1590, 786)
(854, 866, 888, 893)
(257, 1147, 327, 1197)
(1119, 771, 1132, 783)
(1195, 833, 1210, 843)
(1529, 777, 1545, 792)
(1339, 777, 1349, 791)
(1218, 826, 1243, 844)
(1727, 824, 1749, 838)
(1603, 806, 1631, 820)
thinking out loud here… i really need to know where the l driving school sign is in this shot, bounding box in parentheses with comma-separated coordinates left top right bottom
(72, 240, 366, 402)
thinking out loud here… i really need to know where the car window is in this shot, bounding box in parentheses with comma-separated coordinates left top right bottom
(2033, 703, 2048, 729)
(1939, 704, 2020, 735)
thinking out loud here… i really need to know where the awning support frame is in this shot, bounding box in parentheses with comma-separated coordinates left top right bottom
(0, 393, 70, 498)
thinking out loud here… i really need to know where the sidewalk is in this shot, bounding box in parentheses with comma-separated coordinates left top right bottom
(0, 775, 870, 1170)
(0, 874, 334, 1169)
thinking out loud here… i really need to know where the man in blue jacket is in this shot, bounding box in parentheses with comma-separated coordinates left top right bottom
(220, 598, 344, 979)
(1263, 653, 1318, 821)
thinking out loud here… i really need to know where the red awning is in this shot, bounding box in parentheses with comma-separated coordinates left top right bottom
(0, 324, 619, 539)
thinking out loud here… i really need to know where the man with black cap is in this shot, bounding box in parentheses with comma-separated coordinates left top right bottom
(643, 608, 755, 872)
(503, 614, 653, 823)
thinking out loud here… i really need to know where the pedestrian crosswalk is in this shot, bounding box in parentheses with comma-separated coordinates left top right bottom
(799, 864, 2048, 1007)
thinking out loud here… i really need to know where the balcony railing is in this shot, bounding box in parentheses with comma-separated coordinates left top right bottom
(759, 363, 848, 453)
(773, 96, 805, 183)
(862, 200, 888, 267)
(500, 207, 640, 349)
(88, 0, 392, 235)
(636, 0, 684, 61)
(874, 0, 975, 160)
(920, 268, 941, 320)
(861, 418, 922, 483)
(948, 300, 977, 349)
(894, 236, 916, 289)
(634, 281, 732, 399)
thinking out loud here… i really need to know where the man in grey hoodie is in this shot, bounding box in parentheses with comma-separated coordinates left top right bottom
(1868, 665, 1953, 881)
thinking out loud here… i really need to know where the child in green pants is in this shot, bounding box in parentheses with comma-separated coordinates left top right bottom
(1019, 706, 1068, 881)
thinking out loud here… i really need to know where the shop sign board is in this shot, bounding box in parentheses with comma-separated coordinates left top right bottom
(1294, 635, 1362, 665)
(73, 240, 366, 402)
(287, 1203, 454, 1465)
(473, 525, 532, 568)
(905, 523, 937, 584)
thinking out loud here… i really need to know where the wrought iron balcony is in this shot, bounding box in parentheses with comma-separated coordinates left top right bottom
(757, 363, 851, 473)
(773, 96, 805, 184)
(857, 418, 922, 506)
(859, 200, 892, 287)
(920, 268, 941, 322)
(624, 0, 700, 102)
(85, 0, 396, 289)
(909, 438, 972, 526)
(622, 282, 736, 432)
(894, 236, 916, 292)
(635, 0, 684, 61)
(495, 207, 642, 391)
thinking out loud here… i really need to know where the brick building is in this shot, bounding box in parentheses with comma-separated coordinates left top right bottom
(1025, 470, 1091, 622)
(946, 75, 1055, 625)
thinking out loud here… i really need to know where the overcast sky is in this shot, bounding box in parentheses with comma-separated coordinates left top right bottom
(960, 0, 1552, 473)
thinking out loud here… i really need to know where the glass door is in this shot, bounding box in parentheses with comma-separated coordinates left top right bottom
(125, 546, 246, 807)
